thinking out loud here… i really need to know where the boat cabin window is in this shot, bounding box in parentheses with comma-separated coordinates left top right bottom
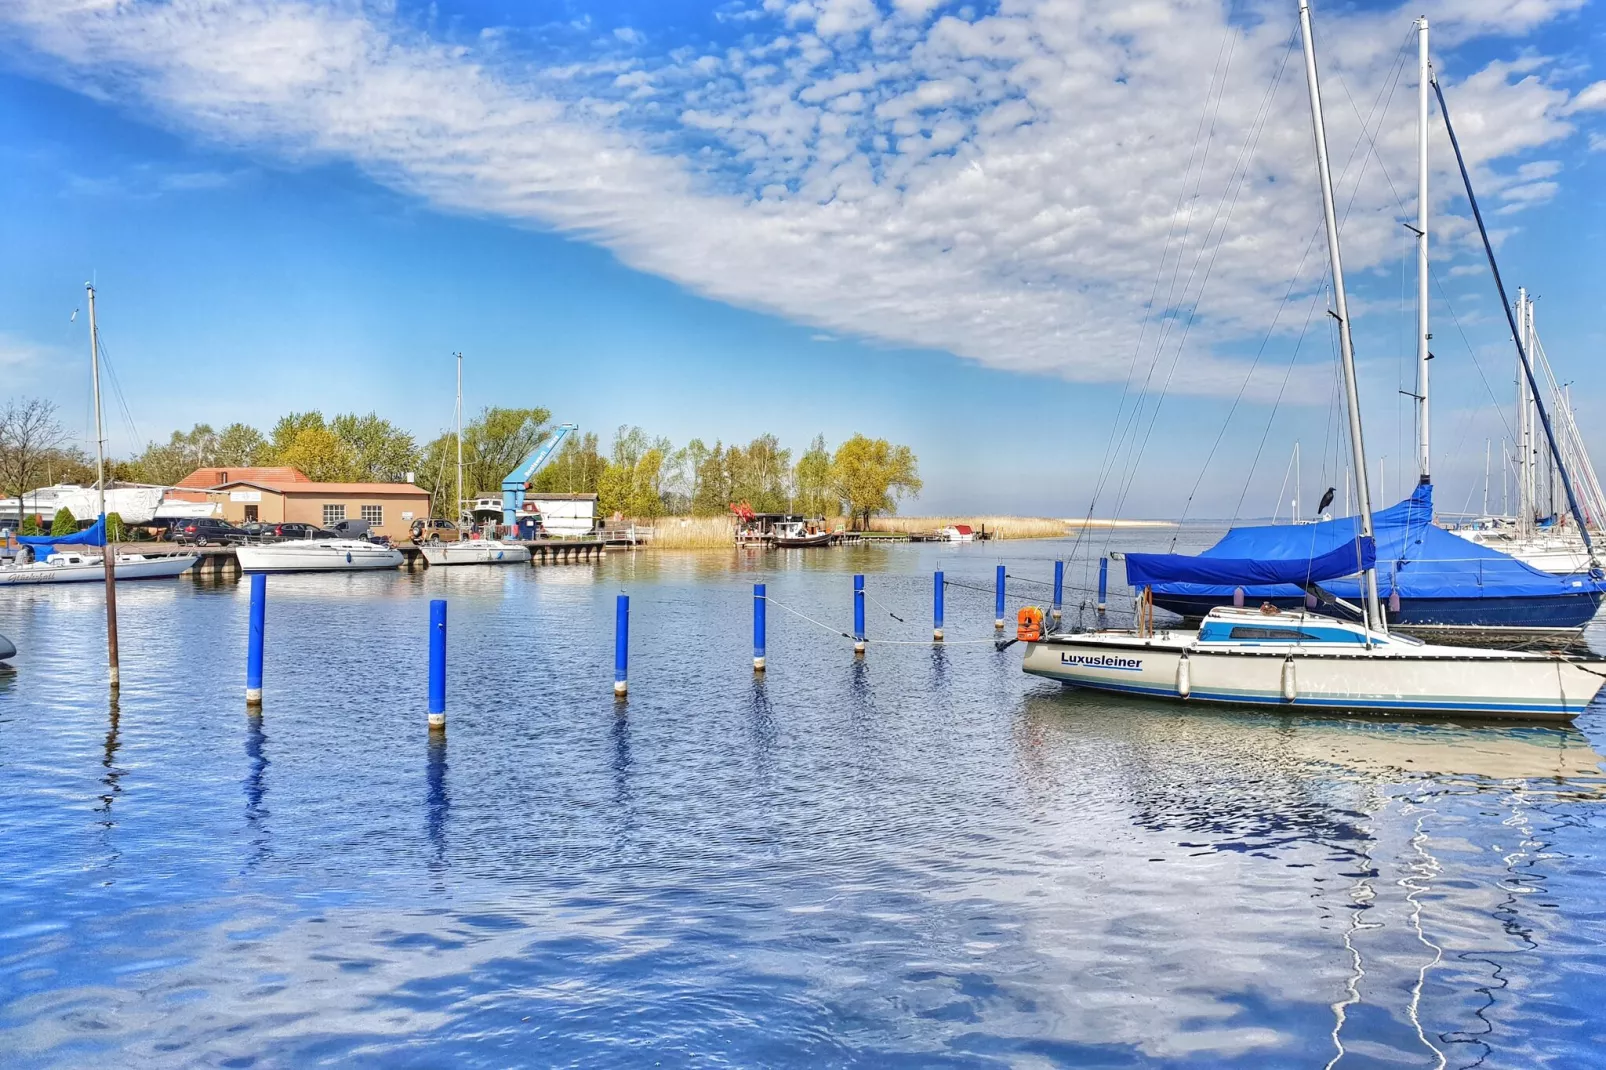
(1226, 626, 1322, 641)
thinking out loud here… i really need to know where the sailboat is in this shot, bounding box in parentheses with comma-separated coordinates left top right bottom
(419, 352, 531, 567)
(1142, 15, 1604, 647)
(2, 285, 198, 587)
(1022, 1, 1605, 720)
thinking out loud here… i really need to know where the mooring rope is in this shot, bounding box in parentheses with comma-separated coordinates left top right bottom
(759, 593, 1005, 647)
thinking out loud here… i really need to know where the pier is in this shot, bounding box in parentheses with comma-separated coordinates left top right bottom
(124, 539, 608, 577)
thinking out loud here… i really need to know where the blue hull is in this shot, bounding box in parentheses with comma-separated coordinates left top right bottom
(1150, 591, 1604, 630)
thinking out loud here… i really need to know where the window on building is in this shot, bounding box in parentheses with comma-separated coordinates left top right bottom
(243, 505, 258, 522)
(323, 504, 346, 527)
(361, 505, 383, 526)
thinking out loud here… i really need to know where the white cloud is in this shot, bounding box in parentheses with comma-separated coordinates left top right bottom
(0, 0, 1598, 402)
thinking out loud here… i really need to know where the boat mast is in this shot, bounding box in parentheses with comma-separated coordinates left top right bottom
(1516, 289, 1532, 534)
(1414, 16, 1431, 486)
(1298, 0, 1387, 633)
(87, 283, 120, 687)
(455, 352, 463, 528)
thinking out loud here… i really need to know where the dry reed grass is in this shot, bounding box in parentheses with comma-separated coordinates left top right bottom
(646, 515, 737, 549)
(869, 516, 1071, 540)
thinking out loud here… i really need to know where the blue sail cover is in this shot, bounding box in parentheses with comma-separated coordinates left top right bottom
(1152, 484, 1602, 603)
(1127, 536, 1374, 587)
(17, 515, 107, 551)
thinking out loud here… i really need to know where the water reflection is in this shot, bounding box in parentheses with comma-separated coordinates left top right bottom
(98, 693, 122, 825)
(244, 710, 270, 867)
(425, 733, 448, 878)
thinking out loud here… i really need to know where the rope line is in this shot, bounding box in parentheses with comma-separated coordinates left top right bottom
(759, 594, 1004, 646)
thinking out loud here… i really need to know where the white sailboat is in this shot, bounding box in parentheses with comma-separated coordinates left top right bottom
(1023, 5, 1605, 721)
(1, 284, 198, 589)
(419, 352, 530, 567)
(235, 538, 404, 572)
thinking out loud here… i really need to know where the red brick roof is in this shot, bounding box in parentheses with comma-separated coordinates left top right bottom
(212, 479, 429, 497)
(177, 466, 309, 488)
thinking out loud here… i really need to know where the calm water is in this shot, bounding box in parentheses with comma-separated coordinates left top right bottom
(3, 536, 1606, 1068)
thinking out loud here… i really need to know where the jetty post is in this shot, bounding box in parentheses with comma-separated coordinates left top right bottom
(428, 599, 447, 731)
(994, 565, 1006, 629)
(614, 594, 630, 695)
(753, 583, 767, 672)
(1052, 561, 1064, 621)
(1097, 558, 1109, 611)
(853, 574, 866, 655)
(245, 573, 266, 705)
(933, 570, 944, 641)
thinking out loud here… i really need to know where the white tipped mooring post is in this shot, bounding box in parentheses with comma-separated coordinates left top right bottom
(428, 599, 447, 730)
(614, 594, 629, 695)
(994, 564, 1006, 629)
(246, 573, 266, 705)
(933, 570, 944, 641)
(753, 583, 766, 672)
(853, 575, 866, 655)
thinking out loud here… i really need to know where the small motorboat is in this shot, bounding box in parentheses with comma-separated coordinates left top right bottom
(1023, 604, 1604, 721)
(236, 538, 404, 573)
(0, 550, 197, 586)
(941, 525, 976, 543)
(419, 539, 532, 566)
(0, 632, 15, 662)
(772, 521, 835, 548)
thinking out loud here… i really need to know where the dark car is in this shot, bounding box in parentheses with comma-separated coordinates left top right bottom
(330, 518, 390, 545)
(172, 518, 251, 546)
(244, 522, 320, 542)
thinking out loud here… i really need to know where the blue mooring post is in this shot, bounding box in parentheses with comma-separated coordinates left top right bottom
(1097, 557, 1109, 611)
(245, 572, 266, 705)
(1052, 560, 1065, 621)
(428, 599, 447, 731)
(994, 564, 1006, 629)
(933, 570, 945, 642)
(753, 583, 767, 673)
(614, 594, 630, 696)
(853, 574, 866, 655)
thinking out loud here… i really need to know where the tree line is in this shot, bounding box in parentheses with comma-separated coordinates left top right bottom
(3, 397, 922, 528)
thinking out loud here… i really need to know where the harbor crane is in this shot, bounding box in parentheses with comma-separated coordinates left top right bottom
(501, 422, 579, 527)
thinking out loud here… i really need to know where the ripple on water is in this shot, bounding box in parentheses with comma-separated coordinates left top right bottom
(2, 540, 1606, 1067)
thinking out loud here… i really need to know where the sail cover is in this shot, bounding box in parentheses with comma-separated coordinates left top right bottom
(17, 515, 107, 551)
(1126, 536, 1374, 588)
(1150, 484, 1601, 601)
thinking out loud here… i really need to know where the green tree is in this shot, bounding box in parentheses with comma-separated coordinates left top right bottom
(629, 448, 667, 518)
(330, 412, 418, 482)
(731, 433, 791, 513)
(597, 461, 633, 518)
(532, 432, 604, 495)
(267, 412, 327, 459)
(50, 506, 76, 535)
(215, 422, 267, 466)
(691, 442, 731, 516)
(463, 406, 553, 499)
(277, 425, 354, 482)
(831, 434, 922, 529)
(18, 514, 41, 535)
(794, 434, 834, 516)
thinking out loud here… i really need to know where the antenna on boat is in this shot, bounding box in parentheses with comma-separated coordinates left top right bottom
(87, 282, 120, 686)
(1297, 0, 1387, 634)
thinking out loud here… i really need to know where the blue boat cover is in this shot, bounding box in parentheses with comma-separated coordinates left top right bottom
(1127, 536, 1374, 588)
(1151, 484, 1603, 601)
(17, 515, 107, 551)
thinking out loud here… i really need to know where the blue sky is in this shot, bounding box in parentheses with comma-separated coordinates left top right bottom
(2, 0, 1605, 518)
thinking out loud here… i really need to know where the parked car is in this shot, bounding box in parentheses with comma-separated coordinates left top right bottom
(409, 518, 461, 544)
(329, 518, 389, 545)
(241, 522, 320, 542)
(171, 518, 251, 546)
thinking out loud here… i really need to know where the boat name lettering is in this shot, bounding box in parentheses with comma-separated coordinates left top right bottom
(1060, 653, 1143, 671)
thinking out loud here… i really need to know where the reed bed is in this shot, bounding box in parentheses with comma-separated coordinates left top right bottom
(647, 515, 737, 549)
(869, 516, 1072, 540)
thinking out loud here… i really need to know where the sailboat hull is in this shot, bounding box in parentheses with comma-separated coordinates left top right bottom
(1150, 590, 1602, 642)
(1024, 627, 1603, 721)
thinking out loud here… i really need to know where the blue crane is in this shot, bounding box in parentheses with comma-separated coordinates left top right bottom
(502, 423, 579, 526)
